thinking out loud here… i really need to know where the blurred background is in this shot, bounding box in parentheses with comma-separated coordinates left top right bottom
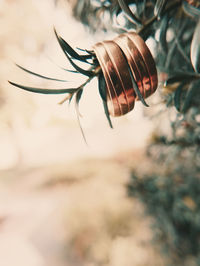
(0, 0, 199, 266)
(0, 1, 163, 265)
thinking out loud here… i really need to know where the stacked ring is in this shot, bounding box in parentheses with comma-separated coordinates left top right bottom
(126, 32, 158, 97)
(93, 31, 158, 117)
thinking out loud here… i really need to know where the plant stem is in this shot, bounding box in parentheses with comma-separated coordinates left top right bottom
(59, 66, 102, 105)
(137, 0, 182, 36)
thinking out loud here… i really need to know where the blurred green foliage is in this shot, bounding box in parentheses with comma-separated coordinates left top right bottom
(127, 170, 200, 265)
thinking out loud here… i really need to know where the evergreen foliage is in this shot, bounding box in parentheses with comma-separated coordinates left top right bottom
(128, 164, 200, 265)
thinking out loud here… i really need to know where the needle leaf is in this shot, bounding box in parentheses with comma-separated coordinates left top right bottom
(154, 0, 167, 19)
(15, 64, 68, 82)
(8, 81, 78, 94)
(127, 65, 149, 107)
(54, 29, 92, 62)
(74, 89, 88, 144)
(174, 83, 184, 112)
(98, 74, 113, 128)
(191, 20, 200, 73)
(117, 0, 142, 26)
